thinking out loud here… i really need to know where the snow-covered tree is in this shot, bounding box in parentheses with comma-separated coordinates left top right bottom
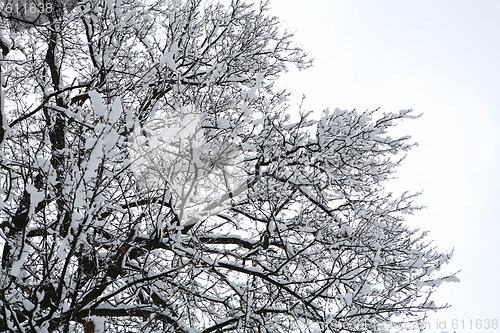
(0, 0, 457, 332)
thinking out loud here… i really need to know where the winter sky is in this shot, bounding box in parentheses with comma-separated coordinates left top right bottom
(268, 0, 500, 332)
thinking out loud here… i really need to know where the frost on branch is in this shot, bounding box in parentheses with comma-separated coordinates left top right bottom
(0, 0, 456, 332)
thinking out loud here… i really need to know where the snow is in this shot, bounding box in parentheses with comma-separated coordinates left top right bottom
(108, 97, 122, 124)
(444, 275, 460, 283)
(217, 118, 231, 128)
(10, 245, 30, 276)
(85, 139, 104, 181)
(125, 104, 135, 129)
(160, 50, 177, 71)
(103, 127, 119, 154)
(56, 236, 71, 261)
(246, 73, 264, 100)
(411, 257, 424, 268)
(37, 157, 50, 172)
(92, 317, 105, 332)
(26, 183, 44, 216)
(240, 142, 254, 151)
(159, 126, 177, 142)
(88, 90, 106, 117)
(178, 114, 199, 138)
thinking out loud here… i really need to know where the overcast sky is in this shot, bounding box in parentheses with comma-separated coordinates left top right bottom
(268, 1, 500, 332)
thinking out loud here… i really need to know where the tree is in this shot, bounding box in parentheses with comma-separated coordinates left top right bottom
(0, 0, 458, 332)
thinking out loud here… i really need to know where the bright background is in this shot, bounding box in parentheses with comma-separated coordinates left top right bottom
(268, 1, 500, 332)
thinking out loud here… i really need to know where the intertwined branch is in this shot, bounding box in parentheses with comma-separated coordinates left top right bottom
(0, 1, 457, 332)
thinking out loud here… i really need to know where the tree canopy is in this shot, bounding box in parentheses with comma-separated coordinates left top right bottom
(0, 0, 458, 332)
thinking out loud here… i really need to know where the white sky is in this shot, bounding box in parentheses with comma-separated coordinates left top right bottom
(269, 0, 500, 332)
